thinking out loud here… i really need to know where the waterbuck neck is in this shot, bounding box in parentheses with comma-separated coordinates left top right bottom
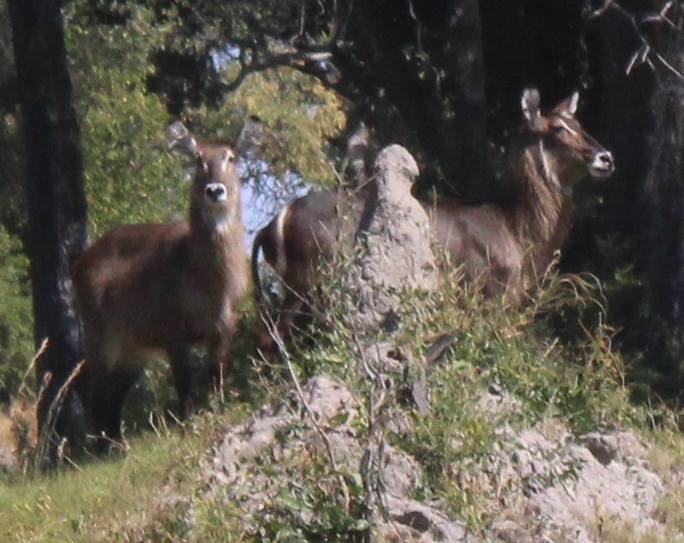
(187, 198, 245, 271)
(189, 194, 241, 231)
(505, 138, 567, 249)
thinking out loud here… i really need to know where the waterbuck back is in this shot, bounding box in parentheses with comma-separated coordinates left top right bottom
(73, 121, 256, 450)
(252, 88, 614, 356)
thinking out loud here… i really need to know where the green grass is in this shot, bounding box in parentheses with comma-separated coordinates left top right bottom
(0, 427, 202, 542)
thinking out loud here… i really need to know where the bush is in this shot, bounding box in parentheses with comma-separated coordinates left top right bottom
(0, 225, 33, 404)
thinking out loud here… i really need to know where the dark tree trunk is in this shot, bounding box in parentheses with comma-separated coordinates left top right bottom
(335, 0, 493, 198)
(636, 34, 684, 398)
(555, 1, 681, 400)
(7, 0, 88, 462)
(641, 82, 684, 388)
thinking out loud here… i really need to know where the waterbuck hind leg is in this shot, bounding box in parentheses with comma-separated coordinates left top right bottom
(255, 292, 313, 364)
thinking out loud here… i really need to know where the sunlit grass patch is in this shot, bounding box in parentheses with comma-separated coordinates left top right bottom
(0, 404, 254, 543)
(1, 428, 193, 542)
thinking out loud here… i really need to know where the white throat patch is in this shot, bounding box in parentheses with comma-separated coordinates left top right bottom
(537, 140, 560, 190)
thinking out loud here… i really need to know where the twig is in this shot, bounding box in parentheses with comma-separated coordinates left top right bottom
(261, 312, 351, 513)
(586, 0, 684, 81)
(15, 337, 49, 398)
(350, 324, 393, 525)
(35, 359, 86, 467)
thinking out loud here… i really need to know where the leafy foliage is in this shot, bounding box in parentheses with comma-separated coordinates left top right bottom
(188, 65, 347, 191)
(0, 2, 23, 238)
(283, 258, 645, 531)
(67, 2, 347, 232)
(66, 6, 186, 235)
(0, 225, 32, 404)
(0, 0, 32, 405)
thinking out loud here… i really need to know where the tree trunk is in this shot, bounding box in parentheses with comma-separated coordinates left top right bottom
(336, 0, 492, 198)
(570, 0, 681, 399)
(7, 0, 88, 463)
(638, 46, 684, 398)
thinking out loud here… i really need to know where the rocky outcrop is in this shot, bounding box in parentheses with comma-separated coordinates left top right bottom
(198, 377, 668, 543)
(344, 144, 437, 333)
(183, 143, 671, 542)
(204, 376, 469, 543)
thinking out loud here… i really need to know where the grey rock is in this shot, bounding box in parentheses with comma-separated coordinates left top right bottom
(582, 432, 618, 465)
(384, 495, 469, 542)
(491, 519, 533, 543)
(345, 145, 437, 332)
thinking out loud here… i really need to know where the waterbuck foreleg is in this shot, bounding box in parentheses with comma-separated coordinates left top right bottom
(167, 344, 193, 421)
(207, 324, 235, 397)
(89, 362, 139, 452)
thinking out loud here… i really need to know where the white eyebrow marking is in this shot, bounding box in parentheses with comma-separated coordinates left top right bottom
(221, 151, 235, 172)
(220, 150, 235, 173)
(557, 119, 578, 136)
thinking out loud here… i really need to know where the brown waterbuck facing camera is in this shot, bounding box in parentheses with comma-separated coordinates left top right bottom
(73, 120, 259, 449)
(252, 88, 615, 355)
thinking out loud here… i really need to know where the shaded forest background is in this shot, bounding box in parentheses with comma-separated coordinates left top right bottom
(0, 0, 682, 446)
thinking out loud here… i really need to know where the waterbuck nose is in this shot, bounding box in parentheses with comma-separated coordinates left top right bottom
(591, 151, 615, 177)
(597, 152, 614, 171)
(205, 183, 228, 202)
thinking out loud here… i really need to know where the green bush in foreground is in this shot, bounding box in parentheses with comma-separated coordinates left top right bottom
(288, 264, 648, 532)
(3, 265, 683, 543)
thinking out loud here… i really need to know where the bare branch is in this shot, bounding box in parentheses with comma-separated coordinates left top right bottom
(586, 0, 683, 81)
(260, 312, 351, 513)
(219, 45, 337, 92)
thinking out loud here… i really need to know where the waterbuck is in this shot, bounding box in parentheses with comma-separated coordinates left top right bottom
(73, 121, 256, 448)
(251, 88, 614, 355)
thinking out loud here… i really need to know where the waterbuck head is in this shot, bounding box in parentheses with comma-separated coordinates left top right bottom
(520, 88, 615, 189)
(190, 142, 240, 229)
(165, 121, 261, 231)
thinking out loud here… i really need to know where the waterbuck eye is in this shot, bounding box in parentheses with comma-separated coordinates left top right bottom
(219, 150, 235, 172)
(195, 152, 210, 172)
(551, 119, 579, 137)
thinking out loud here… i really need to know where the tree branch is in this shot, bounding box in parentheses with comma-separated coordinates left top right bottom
(586, 0, 684, 80)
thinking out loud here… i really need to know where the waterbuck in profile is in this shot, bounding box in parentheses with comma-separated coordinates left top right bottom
(251, 88, 615, 355)
(73, 121, 258, 449)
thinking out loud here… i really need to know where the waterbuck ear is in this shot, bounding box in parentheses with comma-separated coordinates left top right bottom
(557, 91, 579, 118)
(521, 88, 542, 130)
(165, 121, 199, 155)
(234, 115, 264, 158)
